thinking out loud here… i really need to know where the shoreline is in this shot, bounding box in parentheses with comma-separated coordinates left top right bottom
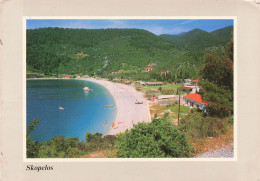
(27, 77, 151, 135)
(81, 78, 151, 135)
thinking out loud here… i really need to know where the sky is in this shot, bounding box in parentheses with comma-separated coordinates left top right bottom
(26, 19, 234, 35)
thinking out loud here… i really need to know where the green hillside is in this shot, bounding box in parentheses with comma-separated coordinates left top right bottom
(27, 28, 177, 74)
(26, 27, 232, 80)
(159, 26, 233, 50)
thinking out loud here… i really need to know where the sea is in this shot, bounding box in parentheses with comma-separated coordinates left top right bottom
(26, 79, 116, 142)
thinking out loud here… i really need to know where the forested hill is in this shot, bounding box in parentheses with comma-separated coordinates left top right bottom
(27, 27, 232, 79)
(27, 28, 180, 75)
(159, 26, 233, 50)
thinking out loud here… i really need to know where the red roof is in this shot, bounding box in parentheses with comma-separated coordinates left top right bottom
(192, 79, 198, 83)
(64, 76, 70, 78)
(145, 67, 153, 69)
(184, 93, 208, 105)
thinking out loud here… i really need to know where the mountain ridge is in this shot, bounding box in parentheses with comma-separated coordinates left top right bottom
(26, 26, 233, 79)
(159, 25, 233, 50)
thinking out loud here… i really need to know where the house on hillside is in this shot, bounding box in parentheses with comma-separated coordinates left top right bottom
(144, 67, 153, 72)
(64, 75, 70, 78)
(192, 79, 199, 86)
(161, 71, 167, 75)
(183, 93, 208, 110)
(144, 64, 154, 72)
(161, 70, 171, 75)
(184, 79, 192, 84)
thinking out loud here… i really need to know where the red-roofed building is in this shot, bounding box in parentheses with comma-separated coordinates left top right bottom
(183, 93, 208, 110)
(64, 75, 70, 78)
(192, 79, 199, 86)
(161, 71, 167, 75)
(161, 70, 171, 75)
(144, 67, 153, 72)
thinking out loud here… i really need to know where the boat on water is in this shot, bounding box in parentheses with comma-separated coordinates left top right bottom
(83, 87, 90, 91)
(104, 105, 114, 107)
(59, 106, 64, 110)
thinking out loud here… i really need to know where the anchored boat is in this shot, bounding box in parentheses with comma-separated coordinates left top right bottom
(83, 87, 90, 91)
(59, 106, 64, 110)
(104, 105, 114, 107)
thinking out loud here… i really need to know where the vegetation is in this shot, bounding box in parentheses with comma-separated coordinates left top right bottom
(26, 27, 232, 80)
(116, 114, 192, 158)
(178, 111, 233, 154)
(26, 120, 117, 158)
(137, 84, 181, 98)
(179, 111, 233, 140)
(160, 26, 233, 50)
(199, 38, 233, 117)
(26, 119, 41, 158)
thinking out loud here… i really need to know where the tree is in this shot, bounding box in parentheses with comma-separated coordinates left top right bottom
(199, 38, 233, 117)
(85, 132, 103, 144)
(26, 119, 40, 158)
(116, 115, 192, 158)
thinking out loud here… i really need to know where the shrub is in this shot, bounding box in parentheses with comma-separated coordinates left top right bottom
(161, 88, 175, 95)
(116, 116, 192, 158)
(179, 112, 232, 140)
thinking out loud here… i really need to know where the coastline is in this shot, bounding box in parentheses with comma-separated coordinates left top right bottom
(27, 77, 151, 135)
(82, 78, 151, 135)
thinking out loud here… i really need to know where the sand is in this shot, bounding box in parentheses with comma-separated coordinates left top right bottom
(82, 78, 151, 135)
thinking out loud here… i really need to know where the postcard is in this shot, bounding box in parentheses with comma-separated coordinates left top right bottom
(0, 0, 260, 180)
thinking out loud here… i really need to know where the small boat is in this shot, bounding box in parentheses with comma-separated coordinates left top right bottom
(83, 87, 90, 91)
(104, 105, 114, 107)
(59, 106, 64, 110)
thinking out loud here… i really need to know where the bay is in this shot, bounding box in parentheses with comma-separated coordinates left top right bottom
(26, 79, 116, 142)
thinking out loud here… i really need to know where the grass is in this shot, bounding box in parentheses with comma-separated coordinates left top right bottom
(139, 84, 180, 90)
(82, 149, 117, 158)
(149, 102, 234, 156)
(149, 103, 191, 125)
(164, 105, 191, 119)
(179, 112, 234, 155)
(138, 84, 181, 97)
(191, 126, 233, 155)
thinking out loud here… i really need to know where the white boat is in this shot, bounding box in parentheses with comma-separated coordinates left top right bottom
(83, 87, 90, 91)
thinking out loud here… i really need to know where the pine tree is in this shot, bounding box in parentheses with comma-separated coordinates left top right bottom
(199, 38, 233, 117)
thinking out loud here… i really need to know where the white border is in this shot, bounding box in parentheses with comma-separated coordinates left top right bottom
(23, 16, 237, 162)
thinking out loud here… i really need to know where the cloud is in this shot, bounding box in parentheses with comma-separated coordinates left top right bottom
(167, 26, 190, 34)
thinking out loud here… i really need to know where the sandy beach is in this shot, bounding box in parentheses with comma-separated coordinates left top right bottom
(82, 78, 151, 135)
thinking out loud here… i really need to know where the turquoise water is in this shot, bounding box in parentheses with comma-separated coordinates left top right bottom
(26, 79, 116, 142)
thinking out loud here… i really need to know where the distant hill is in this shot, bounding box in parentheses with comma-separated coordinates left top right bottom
(26, 27, 232, 79)
(27, 28, 180, 75)
(159, 26, 233, 50)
